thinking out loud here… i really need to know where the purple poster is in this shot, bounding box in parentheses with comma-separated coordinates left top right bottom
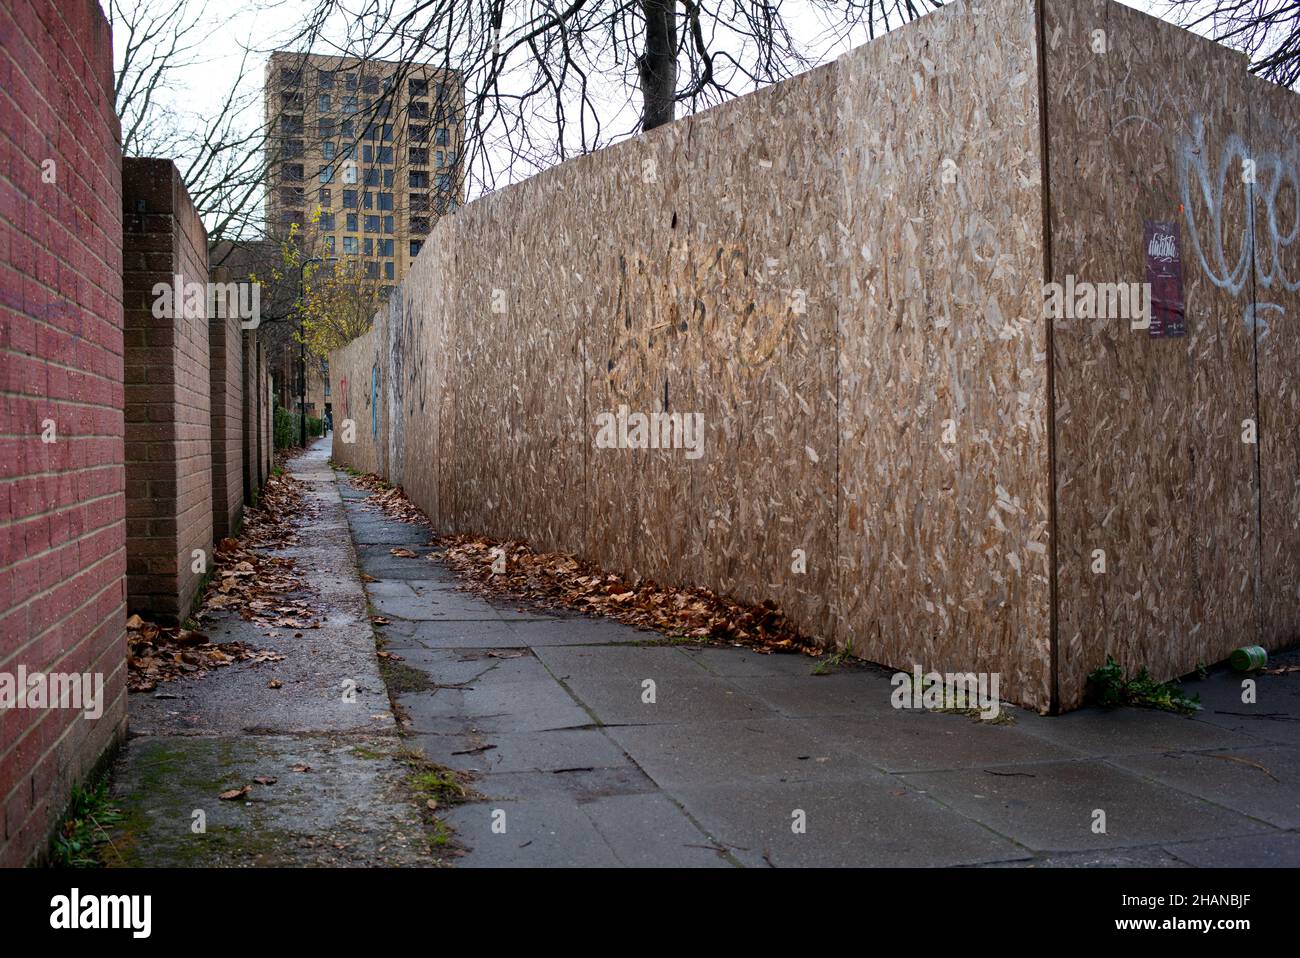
(1144, 220, 1186, 337)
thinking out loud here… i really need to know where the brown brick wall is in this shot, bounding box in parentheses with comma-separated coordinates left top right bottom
(122, 158, 213, 624)
(0, 0, 127, 866)
(208, 267, 243, 539)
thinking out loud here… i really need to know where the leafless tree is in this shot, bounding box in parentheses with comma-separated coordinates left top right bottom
(1164, 0, 1299, 88)
(286, 0, 944, 198)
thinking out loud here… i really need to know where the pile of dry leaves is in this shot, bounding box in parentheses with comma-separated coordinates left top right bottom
(127, 465, 315, 693)
(440, 536, 822, 656)
(351, 474, 428, 525)
(127, 615, 284, 693)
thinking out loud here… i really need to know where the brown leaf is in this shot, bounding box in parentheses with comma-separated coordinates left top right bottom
(219, 785, 252, 801)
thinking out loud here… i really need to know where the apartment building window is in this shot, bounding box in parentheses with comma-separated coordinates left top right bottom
(282, 163, 304, 181)
(318, 94, 331, 111)
(411, 217, 430, 233)
(342, 189, 357, 208)
(377, 192, 393, 211)
(342, 236, 358, 254)
(340, 119, 354, 137)
(385, 261, 394, 280)
(318, 165, 332, 183)
(435, 126, 449, 146)
(436, 172, 451, 192)
(410, 239, 423, 257)
(411, 125, 429, 143)
(376, 146, 393, 164)
(410, 171, 429, 188)
(365, 261, 379, 278)
(410, 148, 429, 166)
(446, 151, 457, 168)
(362, 76, 379, 94)
(279, 66, 301, 85)
(281, 210, 303, 228)
(319, 188, 332, 206)
(344, 95, 358, 114)
(283, 139, 304, 159)
(362, 145, 373, 163)
(345, 73, 358, 90)
(324, 235, 336, 252)
(323, 142, 335, 161)
(378, 239, 394, 257)
(364, 215, 380, 233)
(363, 238, 373, 256)
(434, 150, 444, 167)
(281, 115, 303, 134)
(362, 191, 373, 209)
(318, 69, 335, 89)
(318, 118, 335, 137)
(410, 78, 428, 96)
(280, 186, 304, 205)
(346, 212, 358, 231)
(409, 193, 429, 212)
(409, 100, 429, 119)
(383, 215, 393, 233)
(383, 169, 394, 187)
(342, 163, 357, 185)
(319, 212, 335, 230)
(364, 168, 379, 187)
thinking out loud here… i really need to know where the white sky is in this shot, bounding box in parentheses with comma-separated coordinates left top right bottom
(109, 0, 1189, 231)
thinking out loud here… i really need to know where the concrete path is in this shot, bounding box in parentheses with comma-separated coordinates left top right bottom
(108, 440, 432, 866)
(342, 468, 1300, 867)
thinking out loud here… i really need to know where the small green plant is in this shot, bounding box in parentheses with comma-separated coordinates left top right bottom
(811, 645, 853, 676)
(50, 776, 124, 867)
(1087, 655, 1201, 714)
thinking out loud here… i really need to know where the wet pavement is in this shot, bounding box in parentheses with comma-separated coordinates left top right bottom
(343, 463, 1300, 868)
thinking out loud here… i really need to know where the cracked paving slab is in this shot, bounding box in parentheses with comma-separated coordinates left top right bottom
(343, 465, 1300, 868)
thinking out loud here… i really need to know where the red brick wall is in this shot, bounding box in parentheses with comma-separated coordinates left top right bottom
(0, 0, 127, 866)
(122, 158, 212, 624)
(208, 268, 243, 539)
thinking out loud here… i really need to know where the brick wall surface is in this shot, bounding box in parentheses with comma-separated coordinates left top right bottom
(0, 0, 127, 866)
(122, 158, 212, 624)
(208, 267, 242, 539)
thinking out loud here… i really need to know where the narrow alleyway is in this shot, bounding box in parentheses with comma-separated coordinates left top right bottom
(339, 456, 1300, 868)
(108, 440, 432, 866)
(107, 440, 1300, 867)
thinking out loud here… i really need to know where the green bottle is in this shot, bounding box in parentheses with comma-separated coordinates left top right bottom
(1230, 646, 1268, 672)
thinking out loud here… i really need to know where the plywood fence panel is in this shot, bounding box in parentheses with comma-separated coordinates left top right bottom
(836, 0, 1052, 709)
(582, 124, 696, 586)
(681, 62, 840, 638)
(1045, 0, 1259, 707)
(330, 327, 381, 476)
(1248, 76, 1300, 647)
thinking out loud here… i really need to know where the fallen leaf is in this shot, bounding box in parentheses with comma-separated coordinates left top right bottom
(219, 785, 252, 800)
(253, 776, 278, 786)
(267, 679, 283, 689)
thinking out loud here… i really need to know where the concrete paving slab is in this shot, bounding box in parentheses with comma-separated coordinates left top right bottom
(1011, 706, 1259, 757)
(1108, 745, 1300, 829)
(442, 799, 624, 867)
(725, 673, 903, 718)
(679, 645, 831, 678)
(503, 617, 663, 646)
(370, 585, 506, 621)
(607, 717, 880, 789)
(817, 710, 1083, 773)
(555, 675, 774, 726)
(398, 682, 593, 733)
(535, 643, 714, 679)
(347, 515, 434, 545)
(1163, 832, 1300, 867)
(903, 760, 1274, 852)
(672, 780, 1031, 867)
(379, 618, 525, 649)
(413, 727, 630, 774)
(584, 793, 733, 867)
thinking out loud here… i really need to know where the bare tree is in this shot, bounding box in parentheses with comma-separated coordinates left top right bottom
(286, 1, 944, 198)
(1163, 0, 1300, 88)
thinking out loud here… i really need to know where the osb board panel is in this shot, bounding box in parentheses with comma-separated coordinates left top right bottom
(396, 223, 455, 529)
(836, 0, 1053, 709)
(330, 327, 381, 477)
(1045, 0, 1259, 708)
(1247, 75, 1300, 647)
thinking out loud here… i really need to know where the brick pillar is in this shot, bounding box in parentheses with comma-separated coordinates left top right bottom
(122, 158, 213, 624)
(208, 265, 243, 539)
